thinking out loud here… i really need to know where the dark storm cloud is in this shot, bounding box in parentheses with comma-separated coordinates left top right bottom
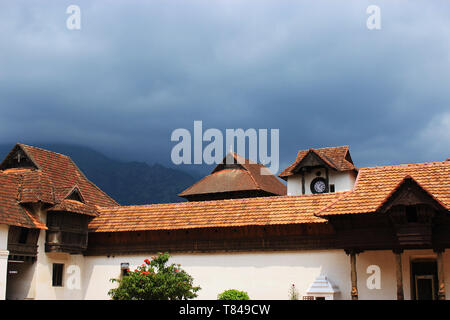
(0, 0, 449, 171)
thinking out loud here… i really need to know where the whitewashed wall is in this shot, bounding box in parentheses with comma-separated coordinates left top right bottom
(287, 170, 356, 195)
(0, 224, 9, 300)
(82, 250, 351, 300)
(5, 232, 450, 300)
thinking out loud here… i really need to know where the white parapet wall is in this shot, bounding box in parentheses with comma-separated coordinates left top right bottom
(82, 250, 352, 300)
(0, 224, 9, 300)
(5, 246, 450, 300)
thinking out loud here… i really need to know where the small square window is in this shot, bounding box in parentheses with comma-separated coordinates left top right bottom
(329, 184, 335, 193)
(52, 264, 64, 287)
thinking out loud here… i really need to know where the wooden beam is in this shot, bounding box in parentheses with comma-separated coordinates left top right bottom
(301, 169, 305, 195)
(436, 249, 446, 300)
(346, 249, 359, 300)
(393, 249, 404, 300)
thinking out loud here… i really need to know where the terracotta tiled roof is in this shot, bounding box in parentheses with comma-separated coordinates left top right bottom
(19, 144, 118, 208)
(317, 161, 450, 216)
(279, 146, 357, 179)
(0, 143, 119, 228)
(48, 199, 98, 216)
(179, 152, 286, 198)
(16, 170, 55, 204)
(0, 172, 46, 229)
(89, 193, 343, 232)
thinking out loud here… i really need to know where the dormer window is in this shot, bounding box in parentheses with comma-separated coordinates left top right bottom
(0, 145, 38, 170)
(66, 187, 84, 203)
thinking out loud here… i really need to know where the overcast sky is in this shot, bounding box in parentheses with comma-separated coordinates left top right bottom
(0, 0, 449, 173)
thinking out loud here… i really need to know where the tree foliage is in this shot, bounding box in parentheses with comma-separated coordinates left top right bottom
(108, 252, 200, 300)
(217, 289, 250, 300)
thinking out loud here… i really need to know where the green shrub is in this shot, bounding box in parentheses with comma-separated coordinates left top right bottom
(217, 289, 250, 300)
(108, 252, 200, 300)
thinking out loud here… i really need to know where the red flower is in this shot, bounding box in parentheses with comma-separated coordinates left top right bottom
(144, 259, 150, 265)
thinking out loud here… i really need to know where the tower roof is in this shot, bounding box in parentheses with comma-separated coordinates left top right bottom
(178, 152, 286, 200)
(279, 145, 357, 180)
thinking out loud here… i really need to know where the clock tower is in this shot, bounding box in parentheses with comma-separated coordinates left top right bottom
(279, 146, 358, 195)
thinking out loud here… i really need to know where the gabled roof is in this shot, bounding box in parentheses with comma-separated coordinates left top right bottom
(178, 152, 286, 199)
(279, 146, 357, 180)
(0, 143, 119, 228)
(316, 160, 450, 216)
(377, 175, 448, 213)
(18, 144, 117, 208)
(89, 192, 342, 232)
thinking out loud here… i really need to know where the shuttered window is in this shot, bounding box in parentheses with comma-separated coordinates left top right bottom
(52, 264, 64, 287)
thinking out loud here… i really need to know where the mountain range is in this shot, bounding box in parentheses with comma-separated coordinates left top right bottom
(0, 143, 201, 205)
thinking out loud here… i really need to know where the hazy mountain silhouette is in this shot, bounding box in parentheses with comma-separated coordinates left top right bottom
(0, 143, 199, 205)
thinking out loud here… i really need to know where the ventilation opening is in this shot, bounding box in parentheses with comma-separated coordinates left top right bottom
(18, 228, 29, 244)
(406, 206, 418, 223)
(66, 188, 84, 203)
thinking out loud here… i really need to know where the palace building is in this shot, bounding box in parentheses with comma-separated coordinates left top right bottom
(0, 143, 449, 300)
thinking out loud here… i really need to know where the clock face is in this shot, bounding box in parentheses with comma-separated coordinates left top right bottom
(311, 178, 327, 194)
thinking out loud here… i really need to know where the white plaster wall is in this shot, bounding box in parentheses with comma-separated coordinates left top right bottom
(5, 219, 450, 301)
(82, 250, 353, 300)
(286, 175, 302, 196)
(356, 250, 397, 300)
(30, 229, 85, 300)
(6, 210, 85, 300)
(82, 249, 450, 300)
(287, 170, 356, 195)
(0, 224, 9, 300)
(0, 224, 8, 249)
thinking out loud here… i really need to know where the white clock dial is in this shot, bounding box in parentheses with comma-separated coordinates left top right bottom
(314, 180, 326, 193)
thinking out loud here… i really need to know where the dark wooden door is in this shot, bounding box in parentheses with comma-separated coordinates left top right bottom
(411, 260, 438, 300)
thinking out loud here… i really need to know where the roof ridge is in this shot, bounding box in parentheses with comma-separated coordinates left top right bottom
(314, 191, 353, 217)
(359, 160, 449, 171)
(376, 174, 448, 212)
(18, 143, 71, 159)
(99, 191, 347, 210)
(66, 157, 119, 206)
(308, 145, 349, 151)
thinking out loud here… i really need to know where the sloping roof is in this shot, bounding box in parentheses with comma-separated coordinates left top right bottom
(179, 152, 286, 198)
(316, 161, 450, 216)
(48, 199, 98, 216)
(89, 192, 343, 232)
(0, 143, 119, 228)
(15, 170, 55, 204)
(279, 146, 357, 179)
(0, 172, 47, 229)
(19, 144, 117, 207)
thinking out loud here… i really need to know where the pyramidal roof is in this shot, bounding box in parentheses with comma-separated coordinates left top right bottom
(178, 152, 286, 200)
